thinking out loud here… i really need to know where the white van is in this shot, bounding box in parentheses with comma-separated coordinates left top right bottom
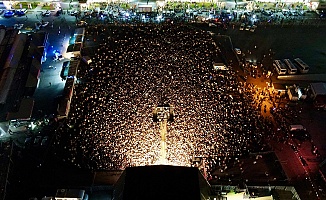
(289, 125, 306, 132)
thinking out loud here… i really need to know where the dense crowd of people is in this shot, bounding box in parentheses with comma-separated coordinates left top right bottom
(53, 23, 274, 179)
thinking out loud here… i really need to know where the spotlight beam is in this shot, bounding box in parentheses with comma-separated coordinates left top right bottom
(153, 104, 174, 165)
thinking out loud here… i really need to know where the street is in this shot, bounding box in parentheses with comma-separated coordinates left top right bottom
(0, 6, 326, 200)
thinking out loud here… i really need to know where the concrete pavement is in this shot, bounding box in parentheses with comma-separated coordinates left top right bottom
(277, 74, 326, 82)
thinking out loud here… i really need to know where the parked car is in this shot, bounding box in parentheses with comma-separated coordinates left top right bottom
(14, 24, 24, 29)
(41, 21, 49, 27)
(262, 10, 272, 16)
(15, 9, 27, 16)
(35, 22, 42, 29)
(41, 136, 49, 146)
(24, 137, 32, 148)
(282, 10, 290, 16)
(250, 25, 257, 32)
(42, 10, 51, 17)
(291, 129, 311, 141)
(290, 11, 299, 16)
(299, 156, 308, 166)
(239, 23, 245, 30)
(298, 10, 305, 16)
(245, 25, 251, 31)
(91, 11, 98, 17)
(56, 9, 62, 16)
(34, 136, 42, 146)
(4, 10, 15, 18)
(70, 10, 78, 16)
(76, 20, 87, 27)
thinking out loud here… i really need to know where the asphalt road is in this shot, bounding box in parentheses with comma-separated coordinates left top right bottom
(206, 23, 326, 156)
(203, 24, 326, 199)
(211, 24, 326, 74)
(0, 10, 78, 116)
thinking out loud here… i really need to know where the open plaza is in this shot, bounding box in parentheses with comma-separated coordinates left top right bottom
(0, 0, 325, 199)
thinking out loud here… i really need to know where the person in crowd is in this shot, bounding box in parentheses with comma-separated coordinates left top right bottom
(53, 23, 274, 179)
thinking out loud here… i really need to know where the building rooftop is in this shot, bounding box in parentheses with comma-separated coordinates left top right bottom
(311, 82, 326, 96)
(114, 165, 205, 200)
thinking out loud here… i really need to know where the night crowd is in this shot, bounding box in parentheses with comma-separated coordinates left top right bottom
(53, 23, 274, 179)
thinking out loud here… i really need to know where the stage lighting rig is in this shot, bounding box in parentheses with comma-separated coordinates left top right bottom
(153, 104, 174, 165)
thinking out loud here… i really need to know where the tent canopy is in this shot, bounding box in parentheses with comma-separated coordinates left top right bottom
(311, 82, 326, 96)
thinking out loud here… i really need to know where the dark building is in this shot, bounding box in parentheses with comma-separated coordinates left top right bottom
(310, 82, 326, 109)
(0, 27, 48, 121)
(113, 165, 211, 200)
